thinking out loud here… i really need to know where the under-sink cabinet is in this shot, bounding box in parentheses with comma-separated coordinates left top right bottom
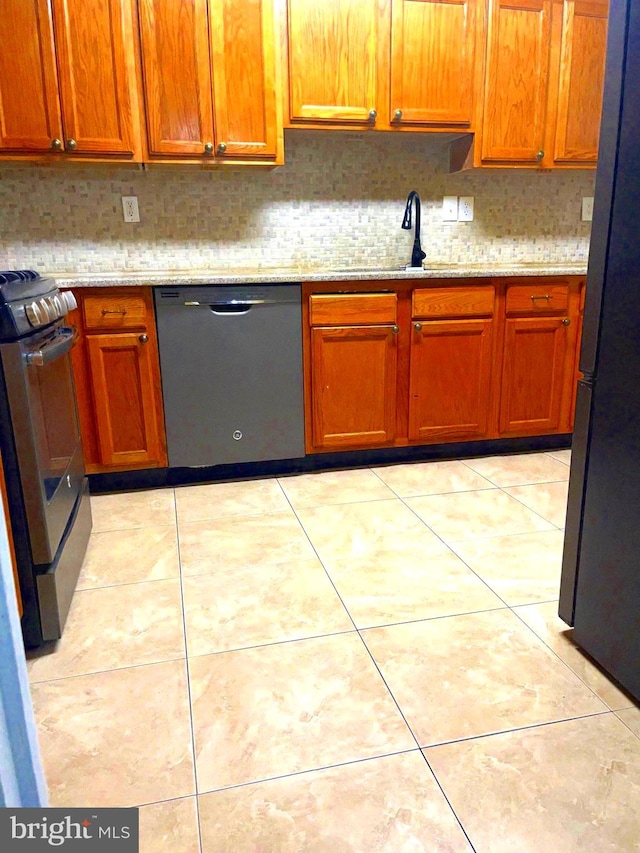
(304, 276, 583, 454)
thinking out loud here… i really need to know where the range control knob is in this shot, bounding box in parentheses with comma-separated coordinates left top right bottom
(52, 294, 64, 317)
(25, 301, 43, 326)
(62, 291, 78, 312)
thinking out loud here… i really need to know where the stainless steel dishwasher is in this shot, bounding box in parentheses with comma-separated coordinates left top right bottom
(154, 284, 305, 467)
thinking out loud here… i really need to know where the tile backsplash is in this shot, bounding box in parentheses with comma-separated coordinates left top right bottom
(0, 131, 594, 275)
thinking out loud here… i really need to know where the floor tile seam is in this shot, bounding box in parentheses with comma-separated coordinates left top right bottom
(27, 654, 190, 686)
(274, 487, 422, 752)
(613, 712, 640, 740)
(368, 466, 495, 500)
(90, 522, 179, 536)
(177, 560, 327, 583)
(173, 488, 205, 852)
(74, 575, 184, 594)
(357, 604, 512, 634)
(276, 486, 361, 635)
(195, 747, 422, 797)
(544, 451, 572, 466)
(396, 495, 514, 608)
(420, 708, 615, 752)
(417, 750, 478, 852)
(505, 604, 615, 711)
(495, 485, 566, 531)
(184, 627, 359, 661)
(88, 521, 178, 536)
(176, 508, 298, 530)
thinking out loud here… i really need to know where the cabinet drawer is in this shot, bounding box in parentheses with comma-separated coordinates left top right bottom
(506, 282, 569, 315)
(412, 286, 494, 318)
(309, 293, 397, 326)
(83, 293, 148, 330)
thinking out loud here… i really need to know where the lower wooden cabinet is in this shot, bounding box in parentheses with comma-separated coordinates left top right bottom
(409, 318, 494, 441)
(69, 287, 167, 473)
(499, 316, 571, 435)
(308, 293, 398, 449)
(311, 325, 398, 449)
(304, 276, 582, 453)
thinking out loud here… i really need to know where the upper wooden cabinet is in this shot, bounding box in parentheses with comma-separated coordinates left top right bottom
(287, 0, 379, 124)
(0, 0, 140, 159)
(138, 0, 281, 161)
(462, 0, 608, 168)
(284, 0, 484, 131)
(0, 0, 62, 152)
(552, 0, 608, 163)
(390, 0, 480, 128)
(138, 0, 214, 156)
(481, 0, 552, 164)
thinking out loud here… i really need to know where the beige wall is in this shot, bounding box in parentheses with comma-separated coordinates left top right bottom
(0, 130, 594, 275)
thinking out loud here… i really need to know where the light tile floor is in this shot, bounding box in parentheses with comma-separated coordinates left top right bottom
(27, 451, 640, 852)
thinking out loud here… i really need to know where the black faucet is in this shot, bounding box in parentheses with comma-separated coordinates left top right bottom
(401, 191, 427, 268)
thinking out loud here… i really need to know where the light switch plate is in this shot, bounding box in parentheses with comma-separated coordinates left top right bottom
(442, 196, 458, 221)
(581, 197, 594, 222)
(458, 196, 474, 222)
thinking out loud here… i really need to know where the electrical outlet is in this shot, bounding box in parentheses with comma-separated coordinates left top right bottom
(581, 197, 594, 222)
(442, 196, 458, 221)
(122, 196, 140, 223)
(458, 196, 474, 222)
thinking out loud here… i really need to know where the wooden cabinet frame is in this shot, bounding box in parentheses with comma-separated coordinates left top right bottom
(303, 275, 582, 454)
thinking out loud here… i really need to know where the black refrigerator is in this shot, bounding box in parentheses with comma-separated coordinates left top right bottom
(559, 0, 640, 701)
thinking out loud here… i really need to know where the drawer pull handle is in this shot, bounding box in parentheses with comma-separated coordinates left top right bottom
(414, 322, 422, 331)
(562, 318, 571, 326)
(530, 294, 552, 301)
(391, 324, 399, 334)
(101, 308, 128, 315)
(139, 334, 149, 343)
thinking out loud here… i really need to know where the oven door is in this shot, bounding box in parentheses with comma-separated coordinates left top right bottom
(1, 322, 85, 565)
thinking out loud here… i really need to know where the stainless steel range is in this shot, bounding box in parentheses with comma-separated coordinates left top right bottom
(0, 270, 92, 647)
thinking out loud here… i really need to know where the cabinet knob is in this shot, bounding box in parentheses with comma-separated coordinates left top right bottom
(562, 318, 571, 326)
(536, 149, 545, 161)
(368, 109, 377, 122)
(414, 322, 422, 331)
(204, 142, 214, 155)
(139, 334, 149, 343)
(393, 109, 403, 121)
(66, 138, 77, 150)
(391, 324, 399, 334)
(217, 142, 227, 154)
(51, 138, 63, 151)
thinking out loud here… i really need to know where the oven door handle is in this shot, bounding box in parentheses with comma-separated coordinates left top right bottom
(25, 327, 79, 366)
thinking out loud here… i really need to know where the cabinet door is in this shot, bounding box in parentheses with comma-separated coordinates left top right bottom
(138, 0, 215, 156)
(499, 316, 569, 434)
(552, 0, 608, 163)
(482, 0, 552, 163)
(0, 0, 62, 152)
(51, 0, 135, 155)
(288, 0, 378, 123)
(311, 325, 397, 448)
(390, 0, 478, 127)
(86, 332, 163, 468)
(409, 319, 494, 441)
(209, 0, 279, 158)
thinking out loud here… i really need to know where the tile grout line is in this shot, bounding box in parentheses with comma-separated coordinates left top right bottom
(395, 494, 516, 610)
(495, 483, 567, 531)
(172, 486, 205, 853)
(276, 478, 477, 849)
(508, 603, 629, 712)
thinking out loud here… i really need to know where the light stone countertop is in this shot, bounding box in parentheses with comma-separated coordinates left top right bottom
(53, 262, 588, 289)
